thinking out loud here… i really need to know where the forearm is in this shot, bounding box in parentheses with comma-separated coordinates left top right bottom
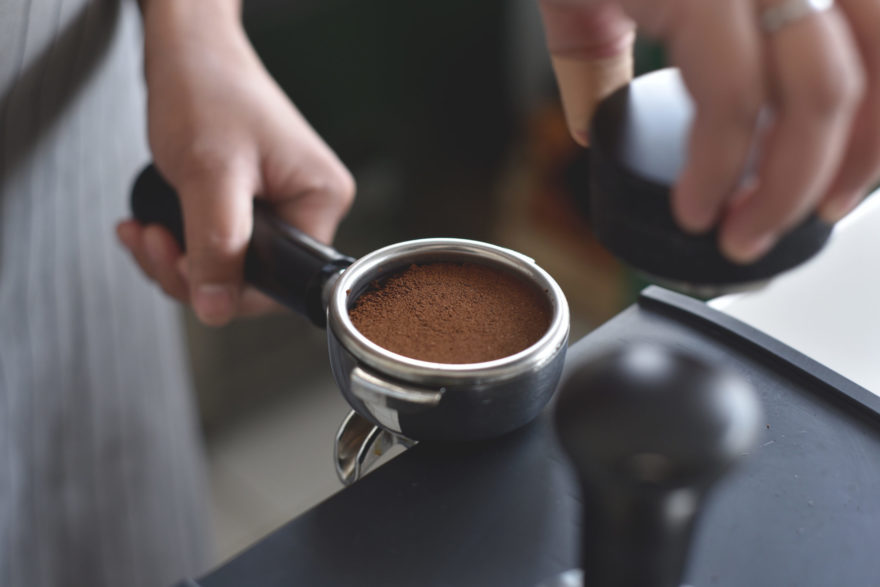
(138, 0, 241, 23)
(122, 0, 354, 326)
(138, 0, 250, 85)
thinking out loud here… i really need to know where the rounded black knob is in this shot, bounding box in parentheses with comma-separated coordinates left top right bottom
(555, 343, 762, 587)
(589, 68, 832, 290)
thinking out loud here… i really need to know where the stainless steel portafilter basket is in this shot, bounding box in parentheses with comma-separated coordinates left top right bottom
(330, 238, 569, 483)
(131, 165, 570, 484)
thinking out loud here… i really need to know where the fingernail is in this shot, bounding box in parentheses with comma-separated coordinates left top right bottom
(194, 284, 235, 326)
(572, 129, 589, 147)
(722, 232, 776, 265)
(820, 193, 862, 224)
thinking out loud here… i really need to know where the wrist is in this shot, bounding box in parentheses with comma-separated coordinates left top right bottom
(142, 0, 255, 88)
(140, 0, 242, 27)
(142, 0, 249, 79)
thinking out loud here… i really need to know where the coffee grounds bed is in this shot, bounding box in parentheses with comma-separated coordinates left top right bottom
(348, 262, 551, 364)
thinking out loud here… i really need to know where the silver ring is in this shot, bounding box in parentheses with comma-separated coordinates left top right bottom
(761, 0, 834, 34)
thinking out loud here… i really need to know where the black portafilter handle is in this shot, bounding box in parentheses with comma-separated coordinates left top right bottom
(130, 164, 354, 327)
(554, 344, 762, 587)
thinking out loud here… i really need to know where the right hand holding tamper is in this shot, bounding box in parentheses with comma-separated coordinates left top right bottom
(538, 0, 880, 264)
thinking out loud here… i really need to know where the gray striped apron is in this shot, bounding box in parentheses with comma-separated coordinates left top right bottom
(1, 0, 210, 585)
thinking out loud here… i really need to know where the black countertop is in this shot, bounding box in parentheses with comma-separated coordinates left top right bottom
(178, 288, 880, 587)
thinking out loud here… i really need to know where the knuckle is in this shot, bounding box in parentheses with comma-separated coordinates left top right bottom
(719, 92, 763, 129)
(184, 221, 248, 278)
(304, 166, 357, 211)
(540, 1, 636, 58)
(704, 76, 764, 129)
(176, 141, 252, 186)
(175, 144, 229, 181)
(801, 65, 864, 118)
(330, 169, 357, 209)
(188, 228, 246, 267)
(201, 228, 244, 256)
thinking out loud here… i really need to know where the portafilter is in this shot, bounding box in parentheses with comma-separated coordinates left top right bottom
(131, 165, 570, 484)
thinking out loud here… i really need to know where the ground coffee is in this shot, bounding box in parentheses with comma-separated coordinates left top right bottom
(348, 262, 552, 364)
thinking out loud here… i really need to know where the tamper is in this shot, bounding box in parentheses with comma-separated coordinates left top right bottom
(589, 68, 833, 294)
(550, 343, 762, 587)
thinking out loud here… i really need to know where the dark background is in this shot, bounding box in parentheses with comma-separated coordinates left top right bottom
(196, 0, 669, 562)
(197, 0, 665, 444)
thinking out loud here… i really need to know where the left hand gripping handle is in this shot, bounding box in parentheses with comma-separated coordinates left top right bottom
(130, 164, 354, 327)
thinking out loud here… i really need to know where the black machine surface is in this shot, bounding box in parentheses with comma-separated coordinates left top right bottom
(176, 288, 880, 587)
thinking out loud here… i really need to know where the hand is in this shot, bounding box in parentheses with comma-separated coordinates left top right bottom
(117, 1, 354, 326)
(539, 0, 878, 263)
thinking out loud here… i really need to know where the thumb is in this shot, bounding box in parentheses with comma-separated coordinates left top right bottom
(178, 169, 255, 326)
(539, 1, 636, 146)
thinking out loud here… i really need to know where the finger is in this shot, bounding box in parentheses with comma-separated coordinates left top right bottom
(117, 220, 159, 283)
(818, 0, 880, 222)
(261, 146, 355, 245)
(142, 225, 190, 302)
(662, 0, 765, 233)
(720, 6, 864, 262)
(238, 288, 286, 317)
(176, 162, 256, 326)
(177, 256, 287, 317)
(539, 0, 635, 146)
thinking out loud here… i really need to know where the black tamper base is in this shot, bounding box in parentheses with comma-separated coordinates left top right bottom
(588, 68, 832, 289)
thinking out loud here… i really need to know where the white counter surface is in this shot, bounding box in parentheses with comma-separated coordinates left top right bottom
(710, 193, 880, 395)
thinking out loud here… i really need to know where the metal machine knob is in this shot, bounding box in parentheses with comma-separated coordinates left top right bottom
(553, 343, 762, 587)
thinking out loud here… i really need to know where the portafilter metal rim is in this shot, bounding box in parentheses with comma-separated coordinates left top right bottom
(328, 238, 570, 387)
